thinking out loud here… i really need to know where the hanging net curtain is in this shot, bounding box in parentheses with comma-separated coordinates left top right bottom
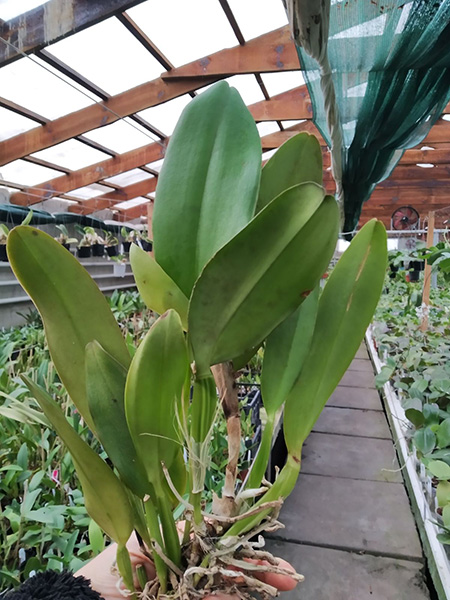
(284, 0, 450, 235)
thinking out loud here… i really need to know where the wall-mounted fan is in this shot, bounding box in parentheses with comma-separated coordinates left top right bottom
(391, 206, 420, 230)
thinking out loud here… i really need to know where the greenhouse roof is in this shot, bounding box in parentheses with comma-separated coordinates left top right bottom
(0, 0, 449, 228)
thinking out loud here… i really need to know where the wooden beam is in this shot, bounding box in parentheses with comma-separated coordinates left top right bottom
(68, 177, 157, 213)
(0, 0, 147, 66)
(162, 26, 299, 79)
(117, 203, 150, 221)
(119, 203, 151, 220)
(0, 27, 300, 166)
(401, 148, 450, 165)
(250, 87, 312, 121)
(10, 142, 164, 205)
(262, 122, 325, 148)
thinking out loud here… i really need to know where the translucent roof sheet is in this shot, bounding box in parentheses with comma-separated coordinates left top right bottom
(127, 0, 237, 67)
(0, 56, 99, 120)
(66, 184, 112, 200)
(114, 196, 150, 210)
(257, 121, 280, 136)
(0, 159, 62, 186)
(31, 139, 110, 170)
(0, 0, 50, 21)
(262, 149, 277, 160)
(46, 17, 165, 96)
(104, 169, 154, 187)
(261, 72, 305, 97)
(0, 107, 40, 141)
(145, 159, 164, 173)
(199, 75, 265, 106)
(227, 0, 288, 41)
(137, 95, 192, 137)
(83, 118, 156, 154)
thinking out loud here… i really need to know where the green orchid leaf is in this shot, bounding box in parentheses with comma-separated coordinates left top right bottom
(232, 343, 263, 372)
(261, 285, 320, 417)
(256, 132, 323, 213)
(22, 376, 133, 546)
(246, 286, 320, 490)
(85, 341, 149, 497)
(153, 81, 261, 297)
(189, 184, 339, 377)
(283, 219, 387, 458)
(7, 227, 130, 430)
(130, 244, 189, 330)
(125, 310, 189, 485)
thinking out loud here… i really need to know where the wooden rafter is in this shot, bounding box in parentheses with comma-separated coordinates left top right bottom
(0, 0, 147, 66)
(67, 177, 157, 213)
(161, 26, 298, 79)
(0, 26, 303, 166)
(10, 143, 165, 206)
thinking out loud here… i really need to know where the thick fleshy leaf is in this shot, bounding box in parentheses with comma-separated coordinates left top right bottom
(283, 220, 387, 457)
(188, 184, 339, 377)
(23, 376, 133, 545)
(256, 133, 323, 213)
(246, 286, 320, 490)
(85, 341, 149, 497)
(153, 81, 261, 296)
(7, 227, 130, 430)
(261, 285, 320, 416)
(130, 244, 188, 329)
(125, 310, 188, 485)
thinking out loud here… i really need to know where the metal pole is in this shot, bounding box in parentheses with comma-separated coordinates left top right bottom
(420, 211, 435, 332)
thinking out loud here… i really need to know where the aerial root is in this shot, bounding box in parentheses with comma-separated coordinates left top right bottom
(120, 501, 304, 600)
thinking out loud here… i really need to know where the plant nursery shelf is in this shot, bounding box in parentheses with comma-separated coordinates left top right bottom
(366, 329, 450, 600)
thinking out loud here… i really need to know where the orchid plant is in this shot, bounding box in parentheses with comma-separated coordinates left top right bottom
(7, 82, 387, 599)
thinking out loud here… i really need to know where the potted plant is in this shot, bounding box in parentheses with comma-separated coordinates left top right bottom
(54, 224, 78, 251)
(0, 223, 9, 261)
(111, 253, 127, 277)
(7, 82, 387, 599)
(76, 226, 95, 259)
(140, 226, 153, 252)
(121, 227, 138, 253)
(103, 231, 119, 257)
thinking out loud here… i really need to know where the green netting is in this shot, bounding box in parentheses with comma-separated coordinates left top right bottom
(286, 0, 450, 234)
(0, 204, 55, 226)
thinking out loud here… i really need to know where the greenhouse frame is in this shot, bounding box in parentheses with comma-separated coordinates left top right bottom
(1, 1, 450, 599)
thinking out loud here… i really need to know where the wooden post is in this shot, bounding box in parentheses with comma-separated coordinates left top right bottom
(420, 211, 435, 332)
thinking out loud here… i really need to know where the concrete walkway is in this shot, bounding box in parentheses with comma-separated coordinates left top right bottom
(267, 343, 431, 600)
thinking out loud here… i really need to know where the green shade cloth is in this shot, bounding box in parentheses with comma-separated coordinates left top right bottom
(52, 212, 127, 234)
(0, 204, 55, 225)
(289, 0, 450, 234)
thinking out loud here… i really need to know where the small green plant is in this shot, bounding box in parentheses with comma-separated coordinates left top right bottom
(103, 231, 119, 247)
(7, 82, 387, 598)
(0, 223, 9, 245)
(121, 227, 138, 243)
(54, 224, 78, 246)
(75, 226, 102, 247)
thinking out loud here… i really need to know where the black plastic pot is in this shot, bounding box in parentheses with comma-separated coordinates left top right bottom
(92, 243, 105, 257)
(122, 241, 131, 253)
(141, 240, 153, 252)
(62, 243, 71, 251)
(389, 264, 398, 279)
(0, 244, 8, 262)
(77, 246, 92, 258)
(106, 245, 118, 257)
(409, 260, 424, 282)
